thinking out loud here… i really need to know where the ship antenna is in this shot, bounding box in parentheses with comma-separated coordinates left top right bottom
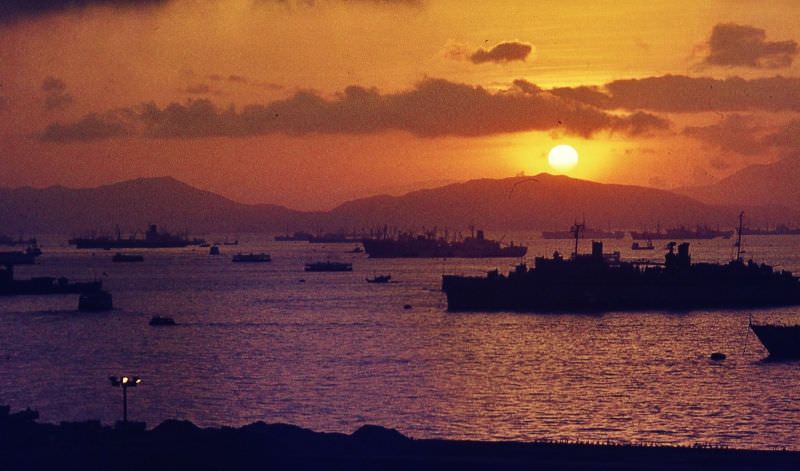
(735, 211, 744, 261)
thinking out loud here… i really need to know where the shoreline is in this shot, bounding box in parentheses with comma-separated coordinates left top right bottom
(2, 405, 798, 470)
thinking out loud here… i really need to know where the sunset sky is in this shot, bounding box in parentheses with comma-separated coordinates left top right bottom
(1, 0, 799, 210)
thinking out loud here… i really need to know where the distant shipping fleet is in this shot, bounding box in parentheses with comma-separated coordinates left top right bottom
(3, 215, 800, 358)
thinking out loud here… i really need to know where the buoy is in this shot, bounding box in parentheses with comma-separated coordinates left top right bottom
(710, 352, 726, 361)
(403, 304, 412, 310)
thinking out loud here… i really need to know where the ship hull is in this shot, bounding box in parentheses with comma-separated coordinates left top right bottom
(72, 240, 191, 249)
(750, 324, 800, 358)
(442, 276, 800, 313)
(363, 239, 527, 259)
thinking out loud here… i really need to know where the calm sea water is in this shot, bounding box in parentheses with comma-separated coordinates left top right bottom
(1, 233, 799, 450)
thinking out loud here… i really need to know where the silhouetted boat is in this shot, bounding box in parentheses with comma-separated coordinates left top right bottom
(749, 319, 800, 358)
(222, 239, 239, 246)
(0, 248, 39, 265)
(78, 290, 113, 311)
(0, 235, 37, 246)
(149, 316, 177, 326)
(542, 228, 624, 239)
(631, 240, 654, 250)
(232, 253, 270, 263)
(742, 224, 800, 236)
(366, 275, 391, 283)
(112, 253, 144, 262)
(348, 246, 364, 253)
(308, 233, 361, 244)
(69, 225, 205, 249)
(630, 226, 733, 240)
(274, 232, 313, 242)
(362, 230, 526, 258)
(209, 245, 220, 255)
(442, 217, 800, 312)
(304, 261, 352, 272)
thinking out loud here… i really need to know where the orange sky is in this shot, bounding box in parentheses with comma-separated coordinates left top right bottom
(1, 0, 799, 210)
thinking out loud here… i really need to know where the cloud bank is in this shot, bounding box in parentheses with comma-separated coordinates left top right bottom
(40, 78, 668, 142)
(702, 23, 798, 69)
(445, 41, 533, 64)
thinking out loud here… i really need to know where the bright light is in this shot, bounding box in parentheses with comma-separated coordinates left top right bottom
(122, 377, 129, 384)
(135, 378, 142, 384)
(547, 144, 579, 172)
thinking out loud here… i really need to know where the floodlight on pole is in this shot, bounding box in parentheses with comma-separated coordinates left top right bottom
(109, 375, 141, 423)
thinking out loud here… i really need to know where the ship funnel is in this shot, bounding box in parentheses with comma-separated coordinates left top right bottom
(476, 230, 484, 240)
(592, 241, 603, 258)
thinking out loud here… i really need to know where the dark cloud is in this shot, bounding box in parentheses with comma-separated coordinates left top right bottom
(41, 110, 133, 142)
(684, 116, 800, 157)
(470, 41, 533, 64)
(446, 41, 533, 64)
(683, 115, 764, 155)
(551, 75, 800, 113)
(39, 77, 669, 142)
(702, 23, 798, 69)
(41, 76, 73, 111)
(185, 83, 212, 94)
(0, 0, 168, 24)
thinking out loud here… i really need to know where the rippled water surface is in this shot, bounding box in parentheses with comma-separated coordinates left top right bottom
(1, 234, 799, 449)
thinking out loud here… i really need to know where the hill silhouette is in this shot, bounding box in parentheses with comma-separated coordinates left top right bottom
(0, 174, 794, 234)
(676, 157, 800, 214)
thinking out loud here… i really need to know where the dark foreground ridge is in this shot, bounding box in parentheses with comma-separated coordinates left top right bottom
(1, 406, 799, 470)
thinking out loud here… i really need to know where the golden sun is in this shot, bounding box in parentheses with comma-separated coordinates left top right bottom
(547, 144, 579, 172)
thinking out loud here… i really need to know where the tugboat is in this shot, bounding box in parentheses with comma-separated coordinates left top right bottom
(209, 245, 221, 255)
(78, 290, 113, 311)
(362, 228, 526, 259)
(232, 253, 270, 263)
(442, 215, 800, 312)
(366, 274, 391, 283)
(304, 261, 353, 272)
(112, 253, 144, 262)
(749, 319, 800, 359)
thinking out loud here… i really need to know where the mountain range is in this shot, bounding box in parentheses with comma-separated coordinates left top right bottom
(1, 161, 798, 235)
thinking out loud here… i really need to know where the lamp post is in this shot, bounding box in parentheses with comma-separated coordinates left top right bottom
(109, 375, 141, 423)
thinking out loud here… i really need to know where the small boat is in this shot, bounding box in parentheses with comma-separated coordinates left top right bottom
(112, 253, 144, 262)
(631, 240, 654, 250)
(209, 245, 220, 255)
(78, 290, 113, 311)
(232, 252, 271, 263)
(199, 243, 211, 248)
(348, 246, 364, 253)
(366, 275, 391, 283)
(750, 319, 800, 359)
(149, 316, 177, 326)
(222, 240, 239, 246)
(305, 261, 352, 272)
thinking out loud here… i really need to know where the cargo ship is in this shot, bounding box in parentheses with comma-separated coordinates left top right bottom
(630, 226, 733, 240)
(542, 227, 624, 239)
(69, 225, 205, 249)
(362, 230, 526, 259)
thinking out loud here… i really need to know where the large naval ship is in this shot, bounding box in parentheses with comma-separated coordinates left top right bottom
(69, 225, 205, 249)
(442, 219, 800, 312)
(362, 229, 527, 259)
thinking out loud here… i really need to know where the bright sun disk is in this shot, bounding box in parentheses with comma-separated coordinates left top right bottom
(547, 144, 579, 172)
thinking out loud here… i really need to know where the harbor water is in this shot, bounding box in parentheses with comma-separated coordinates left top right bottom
(1, 234, 799, 449)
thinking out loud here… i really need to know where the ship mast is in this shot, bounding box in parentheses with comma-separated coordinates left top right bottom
(571, 221, 585, 258)
(735, 211, 744, 261)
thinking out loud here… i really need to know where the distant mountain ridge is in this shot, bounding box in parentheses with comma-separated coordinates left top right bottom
(0, 174, 796, 235)
(676, 157, 800, 213)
